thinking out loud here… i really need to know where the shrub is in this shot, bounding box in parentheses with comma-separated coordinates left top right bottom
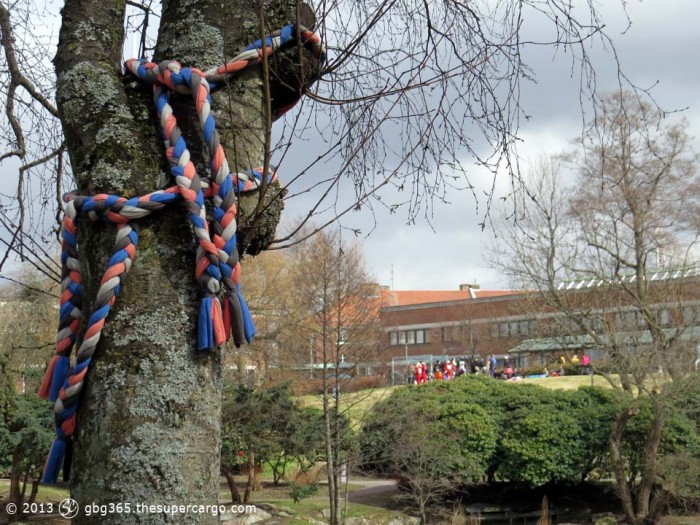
(358, 375, 700, 496)
(288, 481, 319, 503)
(359, 378, 497, 482)
(658, 453, 700, 511)
(288, 465, 322, 503)
(568, 386, 617, 477)
(496, 407, 584, 486)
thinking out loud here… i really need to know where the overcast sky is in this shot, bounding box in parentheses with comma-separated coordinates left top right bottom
(3, 1, 699, 295)
(277, 0, 700, 292)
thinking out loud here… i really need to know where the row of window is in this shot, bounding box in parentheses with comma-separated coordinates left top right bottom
(561, 308, 671, 333)
(389, 329, 427, 345)
(491, 320, 538, 338)
(389, 305, 697, 346)
(494, 308, 675, 338)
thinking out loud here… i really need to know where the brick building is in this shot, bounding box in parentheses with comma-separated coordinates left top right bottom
(380, 284, 530, 365)
(380, 272, 700, 376)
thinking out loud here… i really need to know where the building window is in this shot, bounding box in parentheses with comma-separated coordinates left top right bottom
(593, 317, 603, 332)
(495, 319, 536, 338)
(637, 311, 646, 328)
(519, 320, 529, 336)
(389, 329, 428, 346)
(683, 306, 696, 323)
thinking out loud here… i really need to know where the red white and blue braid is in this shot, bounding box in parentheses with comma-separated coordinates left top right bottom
(39, 23, 324, 485)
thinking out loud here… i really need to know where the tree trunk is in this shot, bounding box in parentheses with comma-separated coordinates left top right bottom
(221, 465, 241, 503)
(610, 408, 636, 523)
(636, 399, 665, 520)
(20, 470, 28, 509)
(323, 393, 339, 525)
(646, 485, 668, 525)
(8, 447, 21, 509)
(53, 0, 313, 523)
(244, 449, 256, 503)
(28, 479, 40, 506)
(418, 493, 427, 525)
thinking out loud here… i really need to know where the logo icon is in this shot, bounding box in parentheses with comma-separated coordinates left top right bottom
(58, 498, 79, 519)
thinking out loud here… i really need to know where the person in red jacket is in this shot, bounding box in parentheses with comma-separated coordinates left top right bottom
(444, 359, 454, 380)
(420, 361, 428, 383)
(504, 365, 514, 379)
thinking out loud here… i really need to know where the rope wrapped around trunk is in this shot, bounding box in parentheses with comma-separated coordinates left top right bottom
(39, 24, 324, 484)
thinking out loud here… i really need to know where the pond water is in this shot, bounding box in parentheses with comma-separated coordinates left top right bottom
(455, 482, 621, 525)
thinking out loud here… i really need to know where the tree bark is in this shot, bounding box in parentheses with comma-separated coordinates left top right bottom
(53, 0, 316, 523)
(243, 449, 256, 503)
(28, 479, 40, 506)
(636, 398, 665, 520)
(221, 465, 241, 503)
(9, 447, 22, 510)
(56, 2, 224, 520)
(610, 408, 636, 523)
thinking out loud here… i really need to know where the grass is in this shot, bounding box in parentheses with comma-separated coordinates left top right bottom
(273, 500, 399, 525)
(298, 375, 613, 426)
(261, 480, 402, 525)
(298, 386, 397, 427)
(520, 373, 610, 389)
(0, 479, 69, 504)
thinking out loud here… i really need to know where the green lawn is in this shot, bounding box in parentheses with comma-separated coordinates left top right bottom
(298, 374, 612, 425)
(298, 386, 396, 428)
(520, 373, 610, 389)
(0, 479, 69, 504)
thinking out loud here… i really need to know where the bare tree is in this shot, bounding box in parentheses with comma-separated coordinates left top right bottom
(492, 92, 700, 524)
(384, 404, 464, 525)
(0, 268, 58, 393)
(285, 228, 381, 525)
(234, 250, 304, 383)
(0, 0, 651, 520)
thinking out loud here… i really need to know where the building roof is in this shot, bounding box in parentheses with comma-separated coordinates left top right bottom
(381, 289, 522, 307)
(509, 325, 700, 354)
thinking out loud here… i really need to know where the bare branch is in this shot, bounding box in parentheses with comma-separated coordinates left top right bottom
(0, 4, 58, 118)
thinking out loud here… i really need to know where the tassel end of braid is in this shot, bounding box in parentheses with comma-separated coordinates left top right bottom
(198, 297, 226, 350)
(42, 437, 67, 485)
(38, 355, 71, 402)
(223, 292, 244, 347)
(221, 289, 255, 347)
(237, 288, 256, 344)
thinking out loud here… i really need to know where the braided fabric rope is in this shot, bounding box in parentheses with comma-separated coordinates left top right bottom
(38, 24, 324, 484)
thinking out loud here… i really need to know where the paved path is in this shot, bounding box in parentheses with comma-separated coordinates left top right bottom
(347, 478, 398, 505)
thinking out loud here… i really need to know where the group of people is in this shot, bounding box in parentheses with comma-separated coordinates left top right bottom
(569, 353, 591, 367)
(411, 357, 495, 384)
(412, 359, 466, 383)
(408, 352, 593, 384)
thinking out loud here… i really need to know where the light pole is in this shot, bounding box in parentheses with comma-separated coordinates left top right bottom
(404, 345, 409, 385)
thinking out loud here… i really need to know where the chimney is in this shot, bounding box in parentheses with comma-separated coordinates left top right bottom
(460, 283, 480, 299)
